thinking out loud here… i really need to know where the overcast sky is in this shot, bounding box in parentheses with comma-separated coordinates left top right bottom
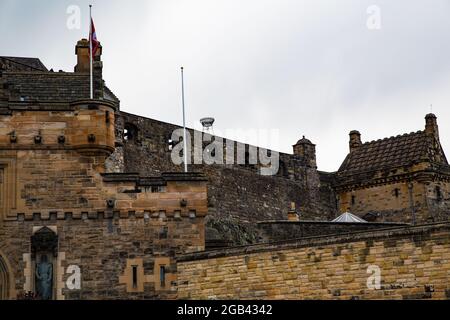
(1, 0, 449, 171)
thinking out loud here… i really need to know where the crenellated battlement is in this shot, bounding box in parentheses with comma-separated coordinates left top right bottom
(11, 208, 204, 222)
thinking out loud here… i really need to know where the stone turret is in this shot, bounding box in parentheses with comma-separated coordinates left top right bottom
(293, 136, 317, 168)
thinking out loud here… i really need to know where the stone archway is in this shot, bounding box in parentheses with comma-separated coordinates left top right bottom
(0, 253, 12, 300)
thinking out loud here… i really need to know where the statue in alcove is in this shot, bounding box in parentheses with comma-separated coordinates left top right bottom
(35, 254, 53, 300)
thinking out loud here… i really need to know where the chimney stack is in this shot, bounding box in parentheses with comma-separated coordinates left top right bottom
(74, 39, 103, 98)
(75, 39, 90, 73)
(74, 38, 102, 72)
(349, 130, 362, 152)
(425, 113, 439, 142)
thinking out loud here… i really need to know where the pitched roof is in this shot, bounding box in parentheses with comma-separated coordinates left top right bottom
(332, 212, 367, 223)
(0, 56, 48, 71)
(337, 130, 448, 176)
(2, 71, 119, 104)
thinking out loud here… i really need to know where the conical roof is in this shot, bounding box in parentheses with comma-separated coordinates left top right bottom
(295, 136, 314, 145)
(332, 212, 367, 223)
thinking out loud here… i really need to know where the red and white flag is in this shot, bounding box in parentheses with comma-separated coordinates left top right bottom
(89, 18, 100, 57)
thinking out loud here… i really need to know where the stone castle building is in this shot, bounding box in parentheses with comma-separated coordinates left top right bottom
(0, 40, 449, 300)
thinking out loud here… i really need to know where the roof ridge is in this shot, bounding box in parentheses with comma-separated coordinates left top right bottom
(4, 71, 89, 76)
(0, 56, 47, 71)
(361, 130, 425, 146)
(1, 55, 40, 59)
(337, 129, 431, 175)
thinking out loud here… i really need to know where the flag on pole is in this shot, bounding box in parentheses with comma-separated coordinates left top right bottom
(88, 5, 96, 99)
(89, 18, 100, 58)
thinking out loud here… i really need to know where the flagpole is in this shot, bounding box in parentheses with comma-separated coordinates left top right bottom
(181, 67, 188, 173)
(89, 4, 93, 100)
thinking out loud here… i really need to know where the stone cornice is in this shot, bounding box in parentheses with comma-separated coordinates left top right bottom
(3, 98, 118, 112)
(334, 168, 450, 192)
(101, 172, 208, 185)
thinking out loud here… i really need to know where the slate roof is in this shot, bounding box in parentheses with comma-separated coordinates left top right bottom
(337, 131, 448, 176)
(3, 71, 91, 102)
(1, 55, 119, 105)
(0, 56, 48, 71)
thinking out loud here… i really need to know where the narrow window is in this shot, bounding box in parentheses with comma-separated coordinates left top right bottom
(351, 195, 356, 205)
(160, 266, 166, 288)
(436, 186, 442, 201)
(132, 265, 138, 289)
(394, 188, 400, 198)
(159, 226, 168, 239)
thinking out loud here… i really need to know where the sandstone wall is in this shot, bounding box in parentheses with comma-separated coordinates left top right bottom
(0, 104, 208, 300)
(0, 214, 204, 300)
(338, 178, 450, 224)
(338, 181, 428, 224)
(177, 223, 450, 300)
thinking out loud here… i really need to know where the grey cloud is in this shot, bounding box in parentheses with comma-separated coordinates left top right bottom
(1, 0, 449, 171)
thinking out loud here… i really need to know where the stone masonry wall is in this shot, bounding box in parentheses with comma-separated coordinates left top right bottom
(425, 180, 450, 222)
(338, 181, 429, 224)
(118, 112, 337, 245)
(177, 223, 450, 300)
(0, 103, 208, 300)
(0, 214, 204, 300)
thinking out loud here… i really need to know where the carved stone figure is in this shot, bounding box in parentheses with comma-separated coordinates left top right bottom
(35, 255, 53, 300)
